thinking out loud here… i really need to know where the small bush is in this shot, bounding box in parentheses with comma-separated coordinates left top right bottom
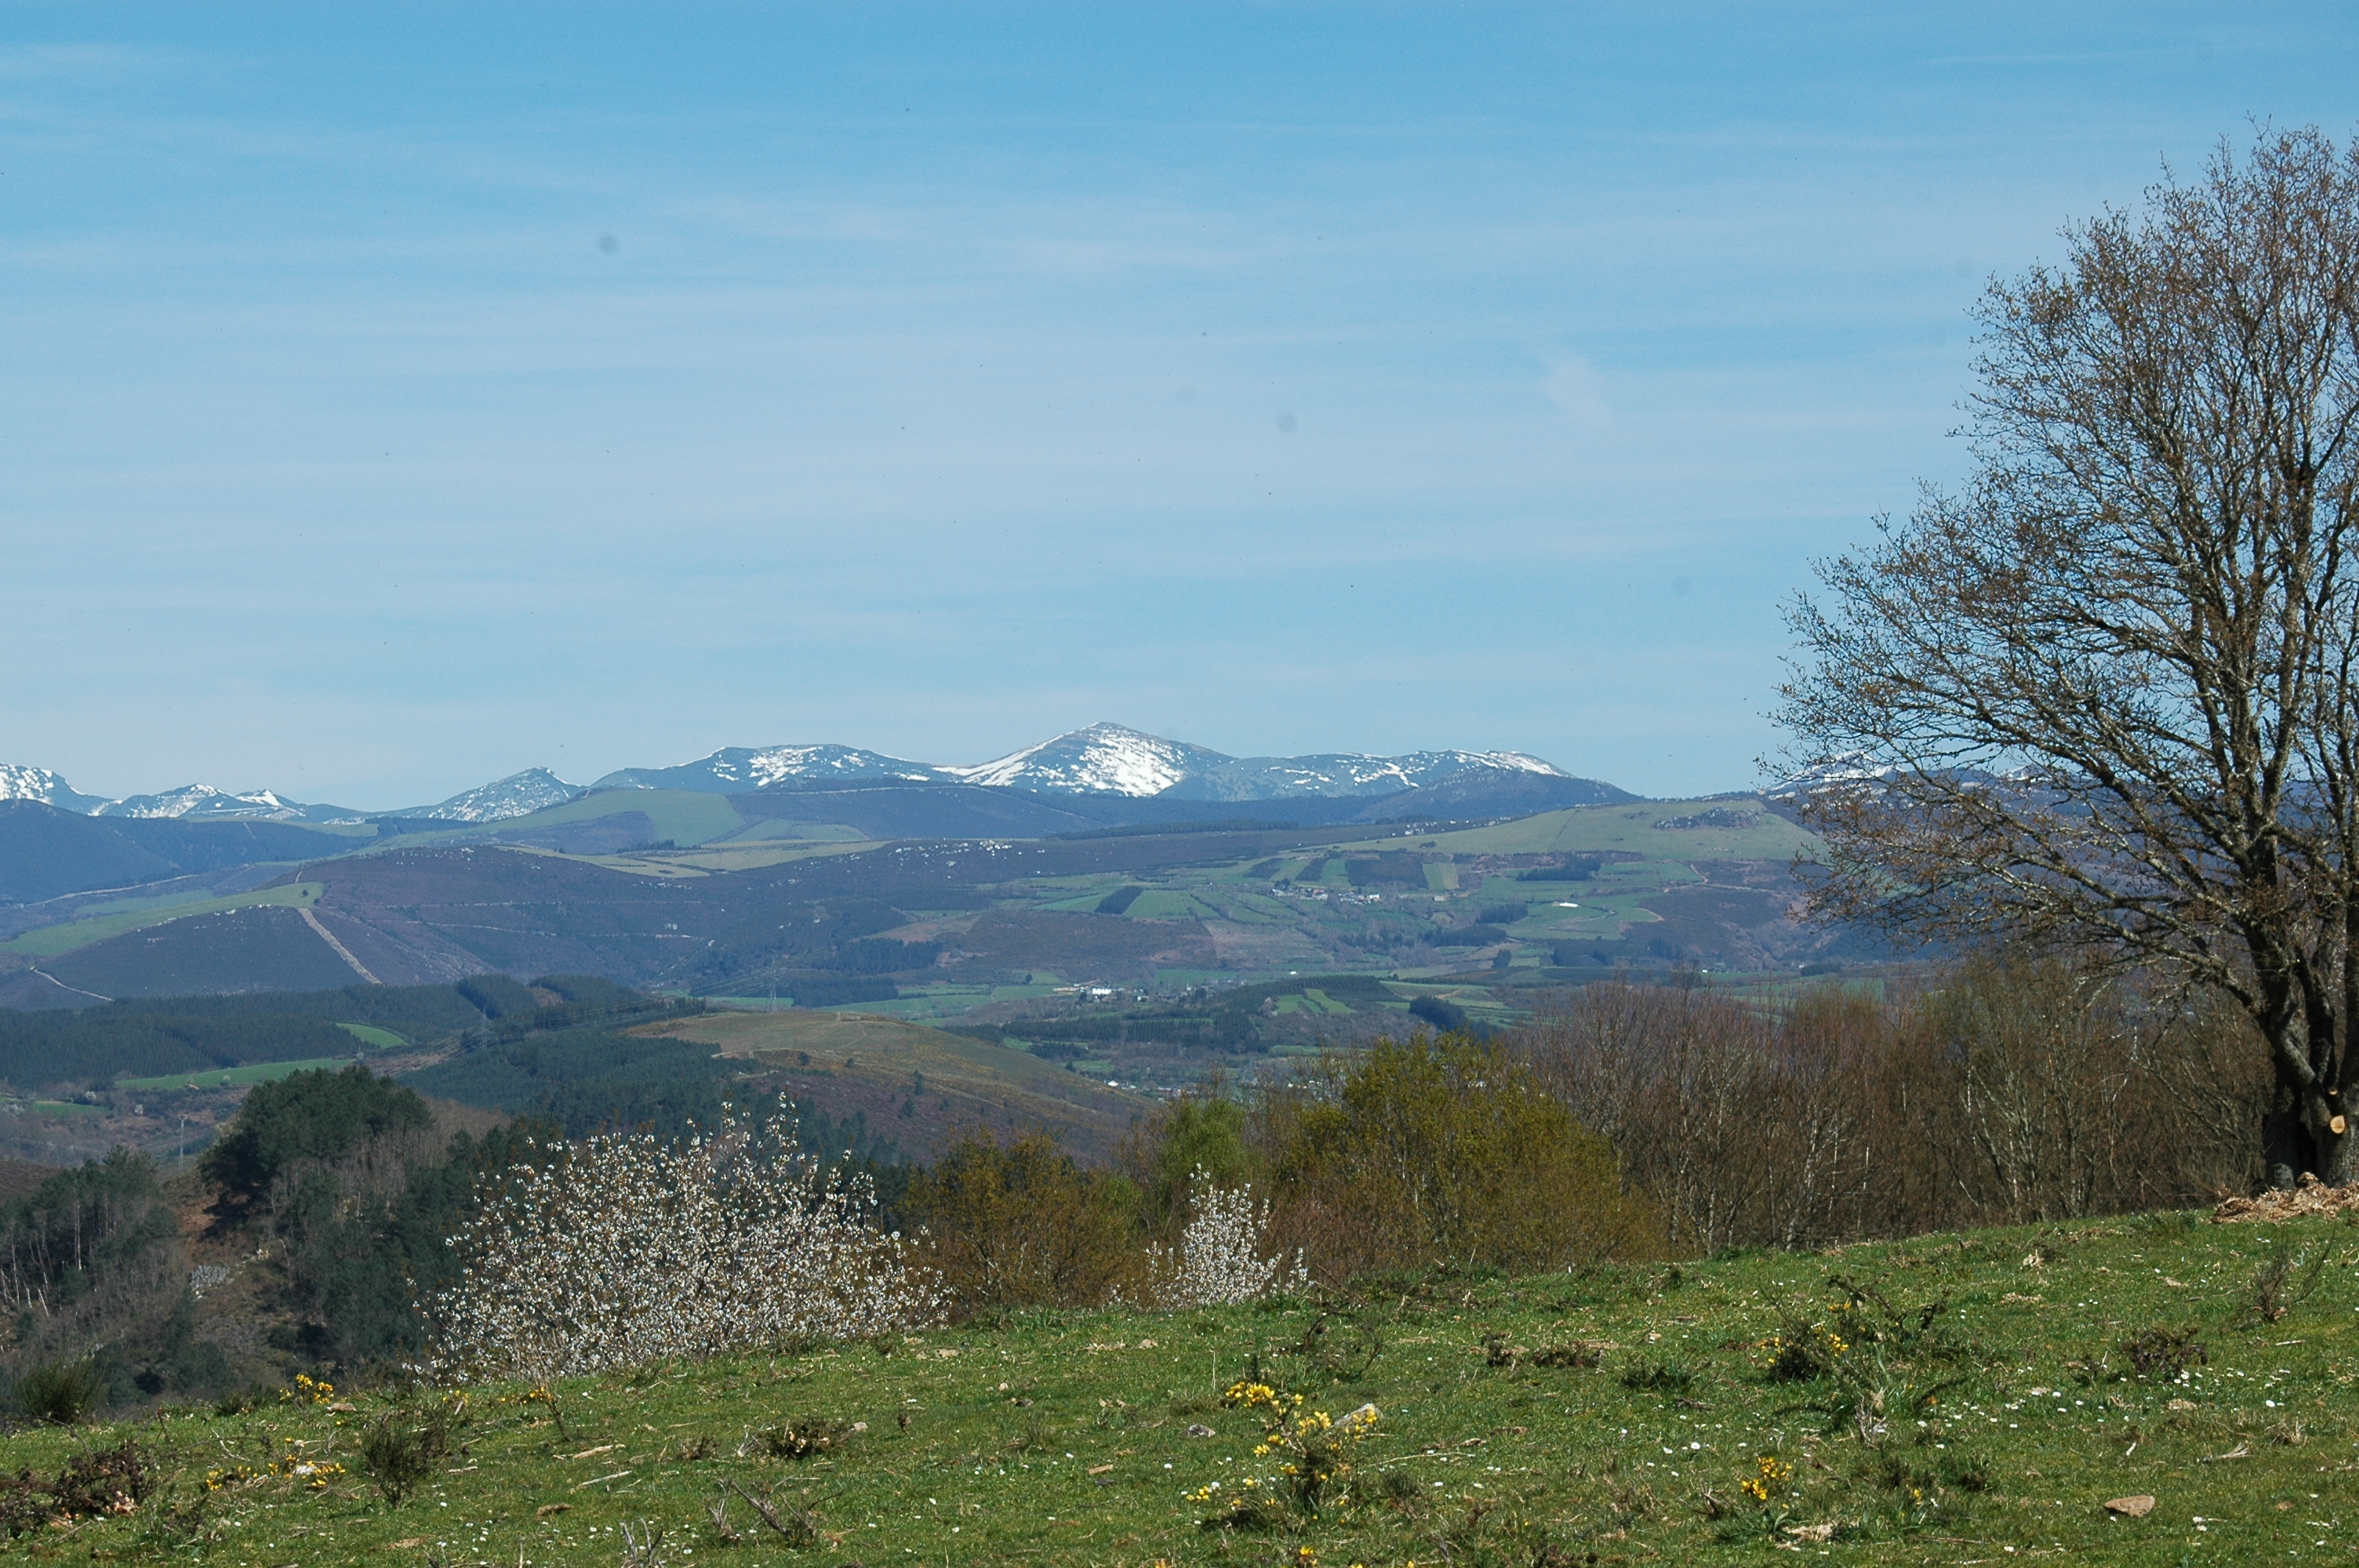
(1529, 1341, 1606, 1370)
(0, 1440, 149, 1538)
(1757, 1315, 1847, 1382)
(1618, 1356, 1696, 1395)
(2123, 1326, 2208, 1379)
(1143, 1172, 1306, 1308)
(2242, 1244, 2327, 1326)
(16, 1359, 105, 1425)
(1194, 1383, 1379, 1526)
(758, 1418, 851, 1460)
(1481, 1326, 1606, 1372)
(49, 1441, 149, 1518)
(1278, 1310, 1384, 1383)
(359, 1400, 463, 1506)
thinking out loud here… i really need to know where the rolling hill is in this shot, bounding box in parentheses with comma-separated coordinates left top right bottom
(0, 793, 1886, 1016)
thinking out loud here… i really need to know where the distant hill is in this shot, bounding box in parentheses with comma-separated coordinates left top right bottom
(387, 768, 585, 822)
(593, 723, 1634, 811)
(0, 800, 356, 905)
(0, 725, 1632, 841)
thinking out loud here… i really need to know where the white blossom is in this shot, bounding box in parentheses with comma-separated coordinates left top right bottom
(1145, 1169, 1307, 1309)
(431, 1104, 941, 1377)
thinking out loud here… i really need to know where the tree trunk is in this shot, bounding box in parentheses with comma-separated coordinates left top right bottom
(2264, 1073, 2306, 1191)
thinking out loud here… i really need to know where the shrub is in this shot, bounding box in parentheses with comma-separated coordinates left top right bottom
(2242, 1244, 2327, 1326)
(2123, 1326, 2208, 1379)
(903, 1129, 1138, 1312)
(1194, 1383, 1379, 1526)
(1142, 1172, 1306, 1308)
(1618, 1356, 1696, 1395)
(1120, 1095, 1255, 1237)
(1259, 1036, 1659, 1281)
(16, 1358, 104, 1425)
(431, 1104, 940, 1377)
(757, 1417, 850, 1459)
(359, 1399, 462, 1505)
(0, 1439, 148, 1537)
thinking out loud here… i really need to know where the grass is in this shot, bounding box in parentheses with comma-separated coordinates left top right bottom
(1348, 798, 1823, 862)
(10, 1211, 2358, 1564)
(335, 1022, 408, 1051)
(640, 1009, 1150, 1160)
(478, 788, 751, 848)
(112, 1056, 362, 1093)
(584, 840, 885, 877)
(1, 882, 326, 959)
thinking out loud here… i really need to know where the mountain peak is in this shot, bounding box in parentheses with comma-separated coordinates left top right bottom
(397, 768, 586, 822)
(943, 723, 1227, 796)
(0, 764, 110, 815)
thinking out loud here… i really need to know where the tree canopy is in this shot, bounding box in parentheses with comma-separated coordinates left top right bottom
(1779, 126, 2359, 1186)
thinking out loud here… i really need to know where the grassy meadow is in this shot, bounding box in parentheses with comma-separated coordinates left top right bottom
(9, 1210, 2356, 1564)
(0, 883, 326, 961)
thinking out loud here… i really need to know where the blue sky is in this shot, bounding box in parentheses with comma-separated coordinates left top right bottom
(5, 5, 2355, 807)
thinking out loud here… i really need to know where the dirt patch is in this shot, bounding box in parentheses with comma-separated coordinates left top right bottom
(2212, 1173, 2359, 1222)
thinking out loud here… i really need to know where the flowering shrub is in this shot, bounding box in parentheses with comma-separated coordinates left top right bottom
(431, 1104, 942, 1377)
(1737, 1454, 1792, 1503)
(1755, 1311, 1851, 1381)
(270, 1439, 345, 1490)
(1144, 1171, 1307, 1308)
(1191, 1380, 1380, 1526)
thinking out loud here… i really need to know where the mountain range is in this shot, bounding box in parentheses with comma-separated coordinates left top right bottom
(0, 724, 1632, 826)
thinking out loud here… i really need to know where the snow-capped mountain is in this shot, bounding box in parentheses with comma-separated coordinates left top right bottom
(95, 784, 362, 824)
(394, 768, 585, 823)
(942, 724, 1576, 800)
(942, 724, 1227, 795)
(598, 723, 1620, 805)
(4, 725, 1621, 828)
(1169, 747, 1569, 801)
(0, 764, 110, 815)
(0, 764, 362, 822)
(594, 745, 944, 794)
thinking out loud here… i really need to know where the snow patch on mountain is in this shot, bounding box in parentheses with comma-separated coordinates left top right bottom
(593, 745, 943, 794)
(0, 764, 109, 814)
(1171, 749, 1570, 801)
(600, 724, 1596, 802)
(398, 768, 585, 822)
(743, 746, 943, 789)
(942, 724, 1223, 795)
(96, 784, 360, 822)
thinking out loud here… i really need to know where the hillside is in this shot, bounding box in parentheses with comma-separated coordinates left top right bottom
(6, 1208, 2347, 1563)
(639, 1008, 1151, 1162)
(0, 796, 1892, 1072)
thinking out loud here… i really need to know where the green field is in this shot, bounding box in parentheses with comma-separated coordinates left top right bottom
(336, 1022, 408, 1051)
(114, 1055, 358, 1093)
(1348, 798, 1823, 862)
(10, 1210, 2354, 1564)
(2, 882, 325, 960)
(481, 788, 750, 848)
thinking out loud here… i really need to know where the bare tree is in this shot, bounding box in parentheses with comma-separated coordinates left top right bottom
(1777, 128, 2359, 1186)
